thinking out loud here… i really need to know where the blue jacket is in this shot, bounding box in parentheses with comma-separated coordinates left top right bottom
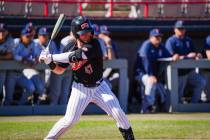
(136, 40, 169, 79)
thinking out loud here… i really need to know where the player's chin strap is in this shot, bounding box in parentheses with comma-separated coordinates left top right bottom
(119, 127, 135, 140)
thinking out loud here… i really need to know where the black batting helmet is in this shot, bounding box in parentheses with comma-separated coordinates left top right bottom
(71, 16, 93, 39)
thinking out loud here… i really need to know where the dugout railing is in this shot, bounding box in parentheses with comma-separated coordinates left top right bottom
(159, 59, 210, 112)
(0, 59, 129, 115)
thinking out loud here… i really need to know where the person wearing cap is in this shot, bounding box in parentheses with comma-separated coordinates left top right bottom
(5, 26, 40, 105)
(99, 25, 117, 60)
(136, 28, 170, 113)
(43, 29, 73, 105)
(92, 24, 107, 60)
(165, 20, 206, 103)
(35, 27, 72, 105)
(0, 23, 15, 105)
(25, 22, 36, 39)
(99, 25, 120, 92)
(35, 27, 58, 54)
(199, 35, 210, 103)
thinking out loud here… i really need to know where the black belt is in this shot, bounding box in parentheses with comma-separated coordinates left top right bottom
(75, 79, 103, 87)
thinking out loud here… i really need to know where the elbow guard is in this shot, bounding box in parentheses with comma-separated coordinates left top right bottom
(68, 48, 83, 62)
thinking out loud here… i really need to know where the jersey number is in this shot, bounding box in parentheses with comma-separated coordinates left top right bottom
(85, 64, 93, 75)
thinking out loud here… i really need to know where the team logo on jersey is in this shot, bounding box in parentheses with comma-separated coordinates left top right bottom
(81, 23, 89, 29)
(70, 60, 88, 71)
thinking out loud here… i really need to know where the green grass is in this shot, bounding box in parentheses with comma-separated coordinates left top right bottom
(0, 117, 210, 140)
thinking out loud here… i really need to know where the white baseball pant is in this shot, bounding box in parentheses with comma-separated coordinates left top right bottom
(44, 80, 131, 140)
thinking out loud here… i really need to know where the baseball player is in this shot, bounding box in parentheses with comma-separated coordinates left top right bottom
(0, 23, 14, 105)
(39, 16, 135, 140)
(34, 27, 59, 104)
(48, 29, 72, 105)
(91, 24, 108, 59)
(25, 22, 36, 39)
(7, 25, 41, 105)
(165, 20, 206, 103)
(99, 25, 120, 92)
(200, 35, 210, 102)
(136, 29, 169, 113)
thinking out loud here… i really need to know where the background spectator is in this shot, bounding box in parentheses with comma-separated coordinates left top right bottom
(34, 27, 59, 104)
(200, 35, 210, 103)
(48, 32, 73, 105)
(165, 20, 206, 104)
(99, 25, 120, 93)
(0, 23, 14, 105)
(6, 25, 40, 105)
(135, 29, 169, 113)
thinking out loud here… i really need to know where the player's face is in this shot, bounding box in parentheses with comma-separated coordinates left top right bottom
(0, 30, 7, 43)
(175, 28, 186, 37)
(79, 31, 93, 43)
(21, 34, 33, 45)
(38, 35, 49, 45)
(150, 36, 162, 47)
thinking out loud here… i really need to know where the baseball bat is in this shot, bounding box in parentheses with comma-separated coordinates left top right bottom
(40, 13, 66, 63)
(45, 13, 66, 52)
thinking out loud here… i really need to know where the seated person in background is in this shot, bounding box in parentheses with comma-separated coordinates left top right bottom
(47, 31, 73, 105)
(0, 23, 14, 105)
(7, 26, 44, 105)
(99, 25, 120, 93)
(165, 20, 206, 103)
(92, 24, 108, 60)
(34, 27, 58, 104)
(25, 22, 36, 39)
(136, 29, 169, 113)
(99, 25, 117, 60)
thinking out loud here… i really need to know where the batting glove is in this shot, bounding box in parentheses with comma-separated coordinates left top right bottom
(39, 50, 52, 64)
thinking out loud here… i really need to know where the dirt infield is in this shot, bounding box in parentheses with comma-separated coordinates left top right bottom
(0, 113, 210, 122)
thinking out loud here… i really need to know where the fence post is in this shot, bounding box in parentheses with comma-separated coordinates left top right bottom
(44, 2, 48, 17)
(79, 2, 83, 15)
(144, 3, 149, 18)
(110, 0, 113, 17)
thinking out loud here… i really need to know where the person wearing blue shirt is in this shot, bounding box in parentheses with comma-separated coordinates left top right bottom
(6, 26, 40, 105)
(35, 27, 58, 55)
(99, 25, 120, 92)
(49, 37, 73, 105)
(0, 23, 14, 105)
(25, 22, 36, 39)
(36, 27, 72, 105)
(165, 20, 206, 103)
(200, 35, 210, 102)
(136, 29, 169, 113)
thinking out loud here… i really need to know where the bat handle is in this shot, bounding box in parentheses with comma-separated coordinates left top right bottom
(40, 39, 52, 63)
(45, 39, 52, 53)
